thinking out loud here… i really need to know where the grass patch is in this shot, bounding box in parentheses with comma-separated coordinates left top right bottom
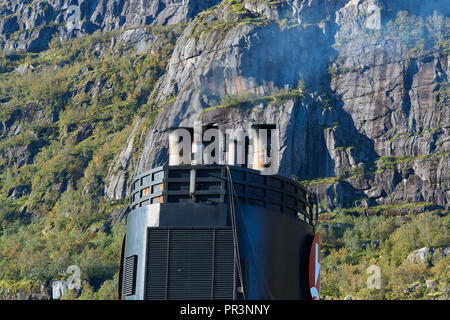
(200, 87, 304, 117)
(190, 0, 270, 39)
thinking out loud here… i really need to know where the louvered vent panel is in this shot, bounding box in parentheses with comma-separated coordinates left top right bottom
(123, 255, 137, 296)
(145, 228, 235, 300)
(213, 229, 235, 299)
(145, 229, 169, 299)
(167, 230, 214, 299)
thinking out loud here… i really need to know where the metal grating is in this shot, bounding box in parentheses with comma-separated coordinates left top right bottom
(123, 255, 137, 296)
(145, 229, 169, 299)
(213, 229, 236, 299)
(167, 230, 214, 299)
(145, 228, 235, 300)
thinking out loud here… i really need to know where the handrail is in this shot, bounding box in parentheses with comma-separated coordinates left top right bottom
(129, 165, 314, 223)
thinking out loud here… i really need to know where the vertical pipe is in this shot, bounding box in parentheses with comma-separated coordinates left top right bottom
(189, 168, 196, 201)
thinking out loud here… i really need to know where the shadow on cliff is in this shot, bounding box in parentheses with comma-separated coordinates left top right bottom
(239, 21, 378, 181)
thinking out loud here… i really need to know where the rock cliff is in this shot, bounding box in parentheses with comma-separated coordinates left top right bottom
(130, 0, 449, 211)
(1, 0, 448, 210)
(0, 0, 220, 52)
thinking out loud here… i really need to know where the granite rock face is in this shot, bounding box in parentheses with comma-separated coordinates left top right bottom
(1, 0, 448, 211)
(131, 0, 449, 210)
(105, 117, 143, 200)
(407, 246, 450, 266)
(0, 283, 51, 300)
(0, 0, 220, 53)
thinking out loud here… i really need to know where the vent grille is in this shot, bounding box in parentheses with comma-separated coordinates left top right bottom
(214, 229, 236, 299)
(168, 230, 214, 299)
(145, 229, 169, 299)
(123, 255, 137, 296)
(145, 228, 235, 300)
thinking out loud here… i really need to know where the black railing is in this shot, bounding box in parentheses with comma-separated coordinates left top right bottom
(130, 165, 314, 223)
